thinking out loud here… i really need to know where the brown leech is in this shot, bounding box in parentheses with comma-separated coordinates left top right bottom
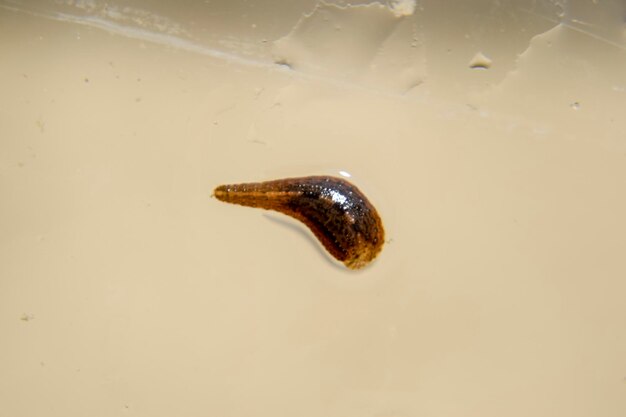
(213, 176, 385, 269)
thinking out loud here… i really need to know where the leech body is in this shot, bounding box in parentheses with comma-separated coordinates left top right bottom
(213, 176, 384, 269)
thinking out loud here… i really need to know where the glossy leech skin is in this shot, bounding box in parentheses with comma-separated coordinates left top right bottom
(213, 176, 385, 269)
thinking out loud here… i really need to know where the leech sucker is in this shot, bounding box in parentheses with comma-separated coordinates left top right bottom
(213, 176, 385, 269)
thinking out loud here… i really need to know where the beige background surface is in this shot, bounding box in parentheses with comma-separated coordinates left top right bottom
(1, 1, 625, 416)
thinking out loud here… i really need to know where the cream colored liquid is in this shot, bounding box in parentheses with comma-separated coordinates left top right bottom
(1, 1, 626, 416)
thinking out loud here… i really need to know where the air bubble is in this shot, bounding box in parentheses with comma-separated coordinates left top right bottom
(555, 3, 565, 18)
(469, 52, 492, 69)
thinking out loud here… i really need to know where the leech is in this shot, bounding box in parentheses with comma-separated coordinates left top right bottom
(213, 176, 385, 269)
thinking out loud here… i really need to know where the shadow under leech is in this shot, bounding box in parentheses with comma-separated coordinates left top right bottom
(262, 213, 350, 272)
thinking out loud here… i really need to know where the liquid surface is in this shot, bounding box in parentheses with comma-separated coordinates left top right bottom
(1, 1, 626, 417)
